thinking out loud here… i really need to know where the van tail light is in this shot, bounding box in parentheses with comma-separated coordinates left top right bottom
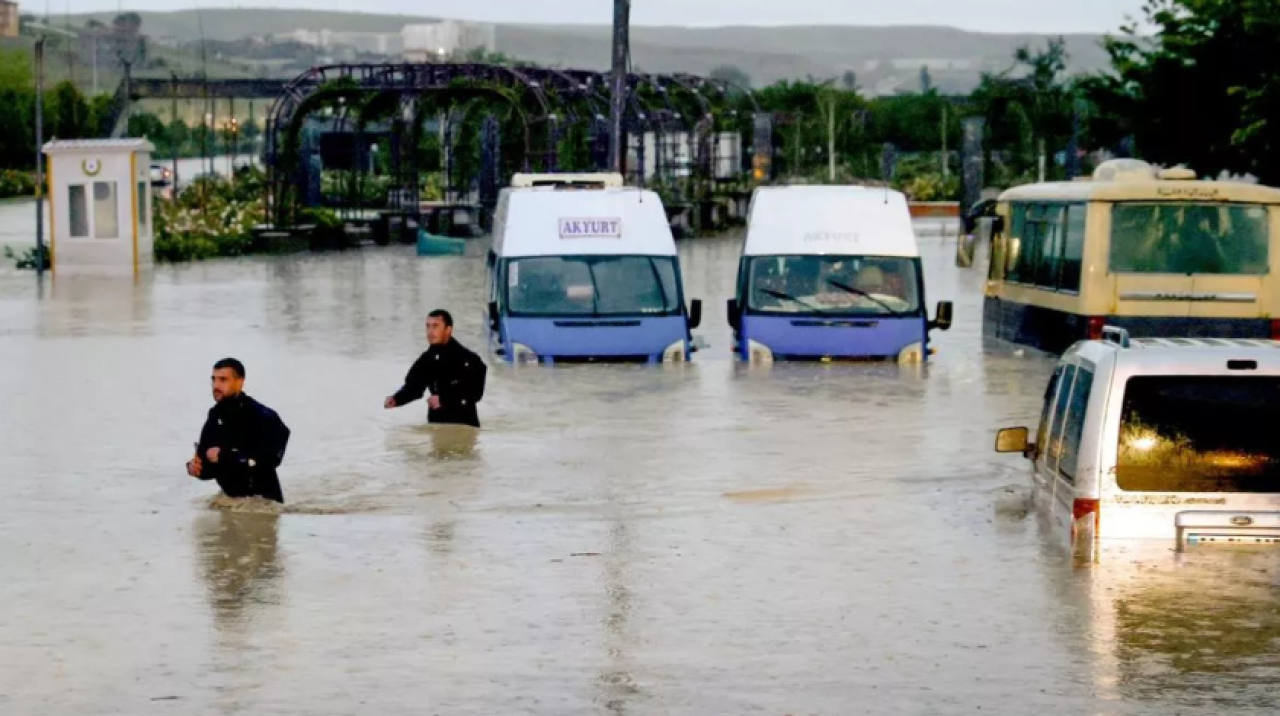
(1086, 316, 1106, 340)
(1071, 498, 1101, 540)
(1270, 319, 1280, 341)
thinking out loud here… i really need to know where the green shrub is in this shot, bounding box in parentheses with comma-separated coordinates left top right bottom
(0, 170, 36, 199)
(154, 170, 265, 263)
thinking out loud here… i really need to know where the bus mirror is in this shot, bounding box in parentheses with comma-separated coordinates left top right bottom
(931, 301, 954, 331)
(727, 299, 741, 330)
(487, 301, 499, 331)
(995, 427, 1030, 456)
(688, 299, 703, 329)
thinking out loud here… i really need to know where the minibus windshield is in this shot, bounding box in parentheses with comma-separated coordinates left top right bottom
(1117, 376, 1280, 493)
(506, 255, 681, 317)
(746, 255, 921, 316)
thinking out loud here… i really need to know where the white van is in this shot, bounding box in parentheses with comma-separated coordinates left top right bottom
(727, 185, 952, 363)
(996, 327, 1280, 552)
(485, 175, 702, 364)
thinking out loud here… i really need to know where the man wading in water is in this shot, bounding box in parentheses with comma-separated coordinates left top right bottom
(385, 309, 488, 428)
(187, 358, 292, 504)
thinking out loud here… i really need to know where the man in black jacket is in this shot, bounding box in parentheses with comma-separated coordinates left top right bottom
(187, 358, 291, 504)
(385, 309, 488, 428)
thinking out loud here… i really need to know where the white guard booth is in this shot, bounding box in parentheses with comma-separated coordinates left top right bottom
(43, 139, 156, 277)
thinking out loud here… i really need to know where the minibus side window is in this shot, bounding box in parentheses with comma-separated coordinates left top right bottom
(1057, 367, 1095, 483)
(1036, 365, 1065, 453)
(1044, 365, 1079, 472)
(1059, 204, 1087, 292)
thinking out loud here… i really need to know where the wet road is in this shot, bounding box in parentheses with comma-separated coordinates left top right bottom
(1, 231, 1277, 714)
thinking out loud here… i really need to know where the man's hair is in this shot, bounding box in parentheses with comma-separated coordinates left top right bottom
(213, 358, 246, 378)
(428, 309, 454, 328)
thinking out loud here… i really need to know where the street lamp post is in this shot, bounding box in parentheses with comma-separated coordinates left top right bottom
(608, 0, 631, 174)
(34, 37, 46, 278)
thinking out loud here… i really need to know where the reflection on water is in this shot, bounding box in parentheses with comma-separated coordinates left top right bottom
(195, 510, 283, 624)
(0, 232, 1277, 714)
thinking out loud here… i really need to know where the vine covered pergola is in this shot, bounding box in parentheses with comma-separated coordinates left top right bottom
(263, 62, 758, 229)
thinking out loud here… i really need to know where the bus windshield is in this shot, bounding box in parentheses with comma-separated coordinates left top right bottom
(1117, 376, 1280, 493)
(1110, 203, 1270, 275)
(745, 255, 921, 316)
(505, 255, 681, 317)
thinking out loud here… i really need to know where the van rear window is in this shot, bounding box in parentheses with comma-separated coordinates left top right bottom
(1117, 376, 1280, 493)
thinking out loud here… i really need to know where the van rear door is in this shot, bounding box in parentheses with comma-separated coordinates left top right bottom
(1102, 374, 1280, 546)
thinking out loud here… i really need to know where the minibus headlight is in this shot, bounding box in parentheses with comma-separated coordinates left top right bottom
(662, 340, 688, 363)
(512, 343, 539, 365)
(898, 342, 925, 364)
(746, 339, 774, 364)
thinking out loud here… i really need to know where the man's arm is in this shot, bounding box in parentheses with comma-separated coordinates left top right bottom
(463, 352, 487, 404)
(387, 354, 431, 408)
(248, 406, 291, 469)
(188, 414, 217, 480)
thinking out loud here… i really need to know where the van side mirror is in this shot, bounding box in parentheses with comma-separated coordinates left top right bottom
(688, 299, 703, 329)
(487, 301, 499, 331)
(995, 427, 1034, 459)
(727, 298, 741, 330)
(930, 301, 954, 331)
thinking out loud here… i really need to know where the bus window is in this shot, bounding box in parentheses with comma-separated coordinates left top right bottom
(1110, 203, 1269, 275)
(1005, 201, 1088, 292)
(1060, 204, 1087, 292)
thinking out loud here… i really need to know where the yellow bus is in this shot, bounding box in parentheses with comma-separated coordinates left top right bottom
(984, 159, 1280, 353)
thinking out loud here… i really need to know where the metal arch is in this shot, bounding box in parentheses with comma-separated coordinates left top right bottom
(264, 62, 760, 227)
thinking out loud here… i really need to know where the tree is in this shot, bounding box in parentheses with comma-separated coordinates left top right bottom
(1086, 0, 1280, 180)
(969, 38, 1075, 179)
(841, 71, 858, 92)
(709, 65, 752, 90)
(47, 81, 90, 140)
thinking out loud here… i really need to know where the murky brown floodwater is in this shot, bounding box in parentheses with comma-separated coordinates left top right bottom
(1, 229, 1277, 714)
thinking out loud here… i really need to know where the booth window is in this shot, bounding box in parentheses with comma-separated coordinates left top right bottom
(93, 181, 119, 239)
(137, 182, 148, 230)
(68, 184, 89, 238)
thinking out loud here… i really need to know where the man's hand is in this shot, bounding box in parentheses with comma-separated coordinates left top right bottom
(384, 396, 397, 410)
(428, 395, 442, 410)
(206, 447, 221, 464)
(187, 455, 203, 479)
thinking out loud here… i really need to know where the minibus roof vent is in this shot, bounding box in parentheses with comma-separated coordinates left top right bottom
(1157, 166, 1197, 181)
(1092, 159, 1157, 183)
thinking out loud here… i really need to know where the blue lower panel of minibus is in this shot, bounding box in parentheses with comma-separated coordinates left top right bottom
(502, 316, 688, 363)
(740, 314, 925, 360)
(983, 297, 1272, 354)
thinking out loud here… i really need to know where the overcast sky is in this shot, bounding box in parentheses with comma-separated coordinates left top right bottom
(53, 0, 1149, 34)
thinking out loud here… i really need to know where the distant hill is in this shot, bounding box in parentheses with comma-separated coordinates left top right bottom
(64, 9, 1116, 92)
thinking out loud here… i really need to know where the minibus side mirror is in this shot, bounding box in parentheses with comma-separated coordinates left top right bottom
(688, 299, 703, 329)
(995, 427, 1035, 460)
(487, 301, 500, 331)
(727, 298, 741, 330)
(930, 301, 954, 331)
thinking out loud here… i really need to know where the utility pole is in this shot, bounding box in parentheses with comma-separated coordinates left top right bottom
(170, 72, 179, 189)
(35, 37, 46, 278)
(607, 0, 631, 174)
(941, 103, 949, 178)
(827, 92, 836, 182)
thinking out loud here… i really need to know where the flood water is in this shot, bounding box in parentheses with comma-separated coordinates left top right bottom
(1, 230, 1277, 714)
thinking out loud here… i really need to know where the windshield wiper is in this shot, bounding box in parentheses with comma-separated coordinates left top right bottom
(761, 288, 826, 313)
(826, 279, 907, 315)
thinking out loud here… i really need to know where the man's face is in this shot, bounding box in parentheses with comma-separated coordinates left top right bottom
(426, 316, 452, 346)
(211, 368, 244, 402)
